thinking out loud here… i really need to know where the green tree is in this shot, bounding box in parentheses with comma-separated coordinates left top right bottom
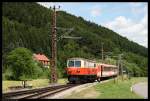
(5, 47, 41, 80)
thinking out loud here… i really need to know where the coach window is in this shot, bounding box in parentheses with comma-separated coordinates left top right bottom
(75, 61, 81, 67)
(68, 60, 74, 67)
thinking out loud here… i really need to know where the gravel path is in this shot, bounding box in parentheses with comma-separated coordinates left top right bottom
(132, 82, 148, 99)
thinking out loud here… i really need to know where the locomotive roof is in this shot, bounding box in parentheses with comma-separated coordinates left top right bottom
(68, 57, 117, 68)
(68, 57, 98, 63)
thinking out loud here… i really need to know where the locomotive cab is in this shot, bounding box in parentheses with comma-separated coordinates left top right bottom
(67, 59, 81, 68)
(66, 58, 98, 83)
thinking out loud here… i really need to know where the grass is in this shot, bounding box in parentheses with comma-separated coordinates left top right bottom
(65, 77, 147, 99)
(2, 78, 67, 92)
(3, 80, 23, 92)
(3, 77, 147, 99)
(58, 78, 68, 84)
(95, 77, 147, 99)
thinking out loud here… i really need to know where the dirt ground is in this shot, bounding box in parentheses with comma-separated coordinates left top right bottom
(64, 86, 99, 99)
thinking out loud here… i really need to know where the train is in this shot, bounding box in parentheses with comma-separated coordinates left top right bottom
(65, 57, 118, 83)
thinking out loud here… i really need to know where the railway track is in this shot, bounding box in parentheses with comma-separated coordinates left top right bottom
(3, 84, 80, 99)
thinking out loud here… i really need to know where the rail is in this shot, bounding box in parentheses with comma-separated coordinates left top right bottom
(3, 84, 80, 99)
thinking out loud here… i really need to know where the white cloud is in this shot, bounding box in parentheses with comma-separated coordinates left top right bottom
(103, 15, 148, 47)
(106, 16, 133, 29)
(90, 6, 101, 17)
(37, 2, 63, 9)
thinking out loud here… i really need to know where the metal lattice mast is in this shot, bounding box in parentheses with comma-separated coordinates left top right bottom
(118, 54, 123, 80)
(50, 6, 57, 83)
(50, 5, 81, 83)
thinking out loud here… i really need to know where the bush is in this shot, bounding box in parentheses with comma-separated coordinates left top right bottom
(3, 66, 13, 80)
(42, 68, 51, 79)
(35, 61, 51, 79)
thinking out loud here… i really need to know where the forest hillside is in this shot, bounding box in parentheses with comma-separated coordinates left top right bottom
(2, 2, 148, 77)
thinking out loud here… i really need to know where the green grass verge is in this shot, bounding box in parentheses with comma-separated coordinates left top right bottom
(95, 77, 147, 99)
(2, 78, 68, 92)
(65, 77, 147, 99)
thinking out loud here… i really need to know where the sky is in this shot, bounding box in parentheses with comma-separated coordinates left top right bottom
(38, 2, 148, 48)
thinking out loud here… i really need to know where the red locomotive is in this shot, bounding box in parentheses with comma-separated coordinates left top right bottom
(65, 58, 118, 83)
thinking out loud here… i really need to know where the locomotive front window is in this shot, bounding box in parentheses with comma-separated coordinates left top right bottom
(75, 61, 81, 67)
(68, 60, 74, 67)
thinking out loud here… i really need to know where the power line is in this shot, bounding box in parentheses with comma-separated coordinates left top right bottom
(61, 36, 82, 39)
(57, 27, 81, 41)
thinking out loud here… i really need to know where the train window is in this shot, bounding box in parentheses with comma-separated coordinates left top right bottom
(94, 64, 96, 67)
(75, 61, 81, 67)
(104, 67, 107, 71)
(104, 67, 110, 71)
(68, 60, 74, 67)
